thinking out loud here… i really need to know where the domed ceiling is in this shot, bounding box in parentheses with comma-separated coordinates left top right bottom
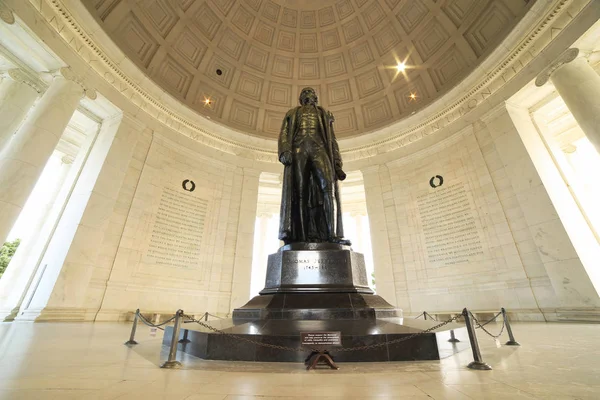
(84, 0, 531, 138)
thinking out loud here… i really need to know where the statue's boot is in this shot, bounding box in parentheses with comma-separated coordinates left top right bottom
(330, 237, 352, 246)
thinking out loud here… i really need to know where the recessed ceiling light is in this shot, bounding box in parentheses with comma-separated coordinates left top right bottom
(396, 62, 406, 72)
(216, 69, 222, 76)
(409, 92, 417, 100)
(204, 98, 212, 105)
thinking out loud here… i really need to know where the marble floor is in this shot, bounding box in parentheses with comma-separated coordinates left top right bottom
(0, 321, 598, 399)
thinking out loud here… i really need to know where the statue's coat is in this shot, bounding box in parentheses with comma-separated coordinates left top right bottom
(278, 105, 344, 242)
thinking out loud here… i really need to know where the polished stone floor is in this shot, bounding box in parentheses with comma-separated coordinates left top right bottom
(0, 321, 598, 399)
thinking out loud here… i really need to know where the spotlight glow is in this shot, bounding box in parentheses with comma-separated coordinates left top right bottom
(409, 92, 417, 101)
(396, 62, 406, 72)
(204, 98, 212, 106)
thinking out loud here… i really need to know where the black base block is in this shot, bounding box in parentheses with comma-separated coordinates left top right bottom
(163, 318, 469, 362)
(232, 292, 402, 320)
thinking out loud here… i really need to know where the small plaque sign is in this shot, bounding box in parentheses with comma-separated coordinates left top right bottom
(301, 331, 342, 347)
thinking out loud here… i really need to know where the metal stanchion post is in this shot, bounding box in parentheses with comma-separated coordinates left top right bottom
(160, 310, 183, 369)
(124, 309, 140, 346)
(448, 329, 460, 343)
(501, 308, 520, 346)
(424, 312, 427, 321)
(204, 312, 208, 322)
(178, 328, 191, 344)
(463, 308, 492, 370)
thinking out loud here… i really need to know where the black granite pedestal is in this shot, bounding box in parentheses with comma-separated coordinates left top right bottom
(164, 243, 469, 362)
(165, 318, 469, 362)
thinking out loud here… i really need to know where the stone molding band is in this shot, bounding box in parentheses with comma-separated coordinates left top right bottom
(16, 0, 591, 163)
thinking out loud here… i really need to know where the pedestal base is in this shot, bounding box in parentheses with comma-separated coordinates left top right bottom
(166, 244, 470, 362)
(233, 292, 402, 320)
(163, 318, 469, 362)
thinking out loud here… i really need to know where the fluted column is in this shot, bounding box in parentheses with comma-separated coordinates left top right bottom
(0, 67, 96, 246)
(0, 69, 41, 152)
(536, 48, 600, 153)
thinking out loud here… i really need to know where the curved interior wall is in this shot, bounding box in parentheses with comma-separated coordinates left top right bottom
(0, 0, 598, 322)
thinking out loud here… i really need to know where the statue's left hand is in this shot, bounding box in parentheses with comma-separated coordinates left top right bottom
(336, 168, 347, 181)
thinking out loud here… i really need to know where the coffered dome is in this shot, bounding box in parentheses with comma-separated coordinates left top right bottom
(84, 0, 531, 138)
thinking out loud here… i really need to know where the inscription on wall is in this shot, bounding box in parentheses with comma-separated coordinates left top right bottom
(146, 187, 208, 268)
(416, 182, 483, 266)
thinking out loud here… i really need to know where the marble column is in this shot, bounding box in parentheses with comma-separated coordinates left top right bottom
(352, 212, 365, 253)
(230, 168, 260, 311)
(0, 69, 40, 152)
(361, 165, 398, 306)
(0, 156, 73, 320)
(0, 67, 95, 247)
(250, 212, 272, 296)
(536, 48, 600, 153)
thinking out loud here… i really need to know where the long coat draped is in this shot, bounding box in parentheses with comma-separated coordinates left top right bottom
(278, 105, 344, 243)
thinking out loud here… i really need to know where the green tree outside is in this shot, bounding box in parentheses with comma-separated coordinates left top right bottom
(0, 239, 20, 279)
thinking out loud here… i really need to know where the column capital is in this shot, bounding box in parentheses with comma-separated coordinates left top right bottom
(2, 69, 45, 93)
(535, 48, 581, 87)
(360, 165, 382, 176)
(0, 3, 15, 25)
(52, 67, 97, 100)
(61, 155, 75, 165)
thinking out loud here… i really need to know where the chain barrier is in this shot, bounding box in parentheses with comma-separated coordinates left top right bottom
(477, 311, 502, 328)
(182, 313, 461, 353)
(183, 314, 308, 352)
(138, 313, 176, 331)
(469, 311, 505, 339)
(125, 308, 519, 370)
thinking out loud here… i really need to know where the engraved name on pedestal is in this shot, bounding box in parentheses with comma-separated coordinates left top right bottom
(282, 251, 350, 284)
(416, 182, 484, 266)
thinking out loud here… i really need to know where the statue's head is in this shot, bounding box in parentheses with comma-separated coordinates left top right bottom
(299, 87, 318, 106)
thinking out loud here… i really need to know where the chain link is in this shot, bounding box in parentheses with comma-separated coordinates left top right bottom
(182, 314, 308, 352)
(469, 311, 505, 339)
(478, 311, 502, 328)
(182, 313, 461, 353)
(138, 313, 176, 331)
(337, 314, 459, 352)
(414, 312, 438, 321)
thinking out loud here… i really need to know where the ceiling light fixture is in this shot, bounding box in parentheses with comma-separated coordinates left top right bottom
(409, 92, 417, 101)
(204, 98, 212, 106)
(396, 62, 406, 72)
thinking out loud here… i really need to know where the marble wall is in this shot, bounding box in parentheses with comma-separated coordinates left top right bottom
(93, 130, 258, 320)
(13, 113, 259, 321)
(2, 0, 599, 323)
(363, 105, 600, 321)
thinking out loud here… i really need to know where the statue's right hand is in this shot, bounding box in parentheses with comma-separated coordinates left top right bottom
(279, 151, 293, 166)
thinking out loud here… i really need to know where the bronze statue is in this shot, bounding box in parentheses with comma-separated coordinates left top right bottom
(278, 87, 350, 245)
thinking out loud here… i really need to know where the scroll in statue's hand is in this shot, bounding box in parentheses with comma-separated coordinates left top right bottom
(279, 151, 293, 166)
(336, 168, 347, 181)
